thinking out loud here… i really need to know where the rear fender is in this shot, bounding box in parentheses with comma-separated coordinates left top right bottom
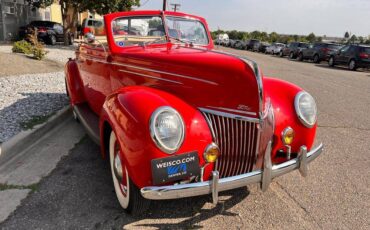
(65, 59, 86, 105)
(263, 77, 317, 161)
(99, 86, 213, 188)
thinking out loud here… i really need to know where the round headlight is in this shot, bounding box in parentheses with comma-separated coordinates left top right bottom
(294, 91, 317, 128)
(150, 106, 185, 154)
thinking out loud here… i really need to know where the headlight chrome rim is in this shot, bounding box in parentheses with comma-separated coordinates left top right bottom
(294, 91, 317, 128)
(150, 106, 185, 154)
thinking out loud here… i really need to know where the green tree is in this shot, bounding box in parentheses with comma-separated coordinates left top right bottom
(306, 32, 316, 43)
(344, 31, 350, 39)
(350, 34, 357, 44)
(26, 0, 140, 45)
(269, 32, 279, 43)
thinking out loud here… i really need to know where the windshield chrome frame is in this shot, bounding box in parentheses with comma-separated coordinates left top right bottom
(162, 14, 210, 46)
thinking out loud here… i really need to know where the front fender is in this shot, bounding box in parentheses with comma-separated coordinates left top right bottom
(100, 86, 213, 188)
(263, 77, 317, 161)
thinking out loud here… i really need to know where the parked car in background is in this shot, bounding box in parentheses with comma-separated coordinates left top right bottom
(19, 21, 74, 45)
(265, 43, 286, 55)
(245, 39, 260, 50)
(298, 43, 343, 63)
(228, 39, 237, 47)
(328, 44, 370, 71)
(234, 40, 247, 49)
(65, 10, 322, 214)
(256, 42, 270, 53)
(80, 18, 105, 36)
(280, 42, 309, 59)
(251, 40, 261, 52)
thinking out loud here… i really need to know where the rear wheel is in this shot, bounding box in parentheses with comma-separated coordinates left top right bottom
(279, 51, 284, 57)
(313, 54, 320, 63)
(109, 131, 150, 215)
(289, 52, 295, 60)
(328, 56, 335, 67)
(348, 59, 357, 71)
(49, 35, 56, 45)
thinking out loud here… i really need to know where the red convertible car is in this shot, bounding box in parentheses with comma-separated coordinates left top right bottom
(65, 10, 323, 214)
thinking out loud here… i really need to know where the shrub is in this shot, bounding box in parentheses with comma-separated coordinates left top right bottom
(32, 44, 48, 60)
(12, 40, 33, 54)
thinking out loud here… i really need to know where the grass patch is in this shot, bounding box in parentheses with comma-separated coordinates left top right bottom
(20, 113, 55, 130)
(0, 183, 38, 192)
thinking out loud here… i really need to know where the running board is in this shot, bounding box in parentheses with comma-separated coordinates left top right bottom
(73, 103, 100, 146)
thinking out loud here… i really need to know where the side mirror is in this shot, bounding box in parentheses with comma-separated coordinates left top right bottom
(84, 33, 95, 44)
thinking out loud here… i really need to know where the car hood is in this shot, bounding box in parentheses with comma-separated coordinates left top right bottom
(112, 45, 263, 118)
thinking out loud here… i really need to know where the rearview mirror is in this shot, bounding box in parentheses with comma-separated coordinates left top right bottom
(84, 33, 95, 44)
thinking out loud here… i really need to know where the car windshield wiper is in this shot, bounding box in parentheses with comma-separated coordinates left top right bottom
(169, 37, 195, 47)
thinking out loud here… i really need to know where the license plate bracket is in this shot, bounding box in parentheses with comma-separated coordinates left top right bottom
(151, 152, 200, 185)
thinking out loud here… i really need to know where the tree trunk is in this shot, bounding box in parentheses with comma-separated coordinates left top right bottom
(61, 1, 78, 46)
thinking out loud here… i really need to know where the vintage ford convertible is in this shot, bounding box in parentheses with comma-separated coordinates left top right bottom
(65, 10, 323, 214)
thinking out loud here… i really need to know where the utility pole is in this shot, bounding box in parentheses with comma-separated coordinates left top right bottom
(171, 3, 181, 12)
(163, 0, 167, 11)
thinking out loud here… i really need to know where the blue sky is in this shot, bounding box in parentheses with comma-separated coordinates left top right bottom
(136, 0, 370, 37)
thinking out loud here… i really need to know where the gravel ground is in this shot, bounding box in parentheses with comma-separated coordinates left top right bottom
(0, 45, 75, 143)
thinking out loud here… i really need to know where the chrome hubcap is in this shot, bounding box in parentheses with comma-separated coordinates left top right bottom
(350, 61, 355, 69)
(114, 153, 123, 182)
(113, 143, 128, 196)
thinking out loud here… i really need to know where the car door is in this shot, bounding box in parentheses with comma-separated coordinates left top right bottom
(336, 46, 350, 64)
(304, 44, 314, 58)
(78, 38, 111, 114)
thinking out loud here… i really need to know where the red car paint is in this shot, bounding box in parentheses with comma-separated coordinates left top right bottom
(65, 10, 317, 188)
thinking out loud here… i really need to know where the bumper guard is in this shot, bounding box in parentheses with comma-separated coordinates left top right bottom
(141, 142, 323, 203)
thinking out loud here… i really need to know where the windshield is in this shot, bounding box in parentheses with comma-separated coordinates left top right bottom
(111, 16, 166, 47)
(165, 16, 209, 45)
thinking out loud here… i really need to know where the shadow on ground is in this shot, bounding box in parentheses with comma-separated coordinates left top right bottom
(0, 92, 68, 142)
(0, 137, 250, 229)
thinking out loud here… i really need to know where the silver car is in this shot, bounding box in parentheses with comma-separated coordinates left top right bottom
(266, 43, 286, 55)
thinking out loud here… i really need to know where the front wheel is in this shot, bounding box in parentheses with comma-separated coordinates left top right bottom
(109, 131, 150, 215)
(297, 53, 303, 61)
(289, 52, 295, 60)
(279, 51, 284, 57)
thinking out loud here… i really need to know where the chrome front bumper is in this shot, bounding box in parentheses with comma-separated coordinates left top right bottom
(141, 142, 323, 203)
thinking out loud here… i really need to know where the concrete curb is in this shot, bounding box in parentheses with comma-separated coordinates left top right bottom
(0, 106, 71, 164)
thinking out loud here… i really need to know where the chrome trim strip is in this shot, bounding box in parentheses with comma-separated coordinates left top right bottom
(206, 106, 257, 116)
(113, 62, 218, 86)
(199, 108, 260, 123)
(118, 69, 183, 85)
(141, 143, 323, 200)
(82, 57, 218, 86)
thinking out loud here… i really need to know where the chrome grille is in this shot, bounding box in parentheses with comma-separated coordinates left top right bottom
(201, 109, 260, 178)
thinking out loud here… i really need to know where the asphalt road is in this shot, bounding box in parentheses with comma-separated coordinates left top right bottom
(1, 47, 370, 230)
